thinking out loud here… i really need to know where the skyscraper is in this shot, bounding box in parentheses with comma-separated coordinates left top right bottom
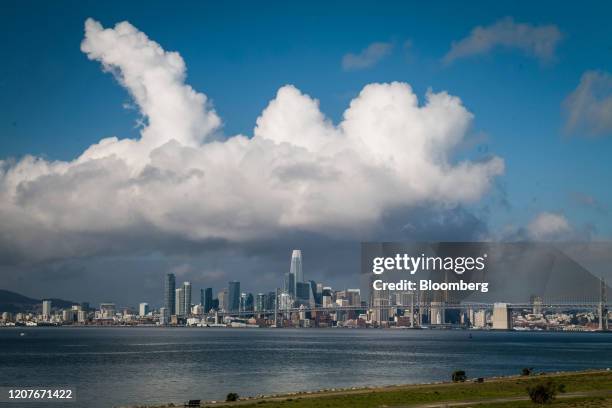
(175, 287, 185, 316)
(228, 281, 240, 312)
(139, 302, 149, 316)
(204, 288, 213, 312)
(183, 282, 192, 316)
(42, 300, 52, 318)
(165, 273, 176, 315)
(289, 249, 303, 295)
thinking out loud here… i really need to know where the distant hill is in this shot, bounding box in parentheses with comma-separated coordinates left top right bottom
(0, 289, 77, 313)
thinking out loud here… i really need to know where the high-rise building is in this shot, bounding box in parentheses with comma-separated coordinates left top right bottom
(218, 289, 227, 311)
(183, 282, 192, 316)
(266, 291, 276, 311)
(240, 292, 254, 312)
(139, 303, 149, 317)
(285, 272, 296, 297)
(159, 307, 169, 325)
(42, 300, 52, 318)
(204, 288, 213, 312)
(228, 281, 241, 312)
(296, 282, 311, 306)
(492, 303, 512, 330)
(256, 293, 266, 312)
(175, 287, 185, 316)
(165, 273, 176, 315)
(288, 249, 303, 296)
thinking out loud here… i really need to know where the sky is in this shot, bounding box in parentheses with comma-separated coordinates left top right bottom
(1, 1, 611, 306)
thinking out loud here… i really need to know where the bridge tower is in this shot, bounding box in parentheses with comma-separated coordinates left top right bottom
(599, 278, 608, 331)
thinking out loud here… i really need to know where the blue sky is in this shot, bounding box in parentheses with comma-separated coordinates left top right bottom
(1, 1, 612, 302)
(2, 1, 611, 238)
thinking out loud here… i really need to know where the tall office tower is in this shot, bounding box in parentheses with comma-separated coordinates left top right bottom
(295, 282, 311, 306)
(183, 282, 192, 316)
(228, 281, 241, 312)
(372, 289, 390, 324)
(244, 293, 254, 312)
(492, 303, 512, 330)
(165, 273, 176, 315)
(175, 287, 185, 316)
(204, 288, 213, 312)
(159, 307, 169, 325)
(256, 293, 266, 312)
(285, 272, 296, 297)
(139, 302, 149, 316)
(42, 300, 52, 318)
(200, 288, 205, 306)
(218, 289, 227, 311)
(289, 249, 303, 295)
(267, 291, 276, 311)
(347, 289, 361, 306)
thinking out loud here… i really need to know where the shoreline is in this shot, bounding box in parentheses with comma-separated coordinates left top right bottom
(138, 369, 612, 408)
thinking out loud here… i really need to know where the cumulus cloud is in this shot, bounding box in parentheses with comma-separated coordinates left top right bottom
(0, 19, 504, 265)
(342, 42, 393, 70)
(563, 70, 612, 137)
(527, 212, 571, 240)
(443, 17, 562, 64)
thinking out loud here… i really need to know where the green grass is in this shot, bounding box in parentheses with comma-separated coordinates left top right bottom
(195, 371, 612, 408)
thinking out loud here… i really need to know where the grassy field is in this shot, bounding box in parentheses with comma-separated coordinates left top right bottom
(156, 370, 612, 408)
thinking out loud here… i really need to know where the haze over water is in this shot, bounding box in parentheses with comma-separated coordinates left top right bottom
(1, 328, 611, 407)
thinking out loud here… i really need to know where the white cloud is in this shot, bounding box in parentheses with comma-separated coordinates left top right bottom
(564, 70, 612, 137)
(527, 212, 571, 240)
(0, 19, 504, 263)
(443, 17, 561, 64)
(342, 42, 393, 70)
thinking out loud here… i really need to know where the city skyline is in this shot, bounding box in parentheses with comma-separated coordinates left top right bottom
(1, 2, 612, 306)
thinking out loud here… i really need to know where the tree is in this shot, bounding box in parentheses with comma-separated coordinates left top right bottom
(527, 381, 557, 404)
(522, 367, 533, 376)
(226, 392, 239, 402)
(452, 370, 466, 382)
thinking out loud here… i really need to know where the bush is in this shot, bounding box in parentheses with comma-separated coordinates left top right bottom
(452, 370, 466, 382)
(527, 381, 557, 404)
(522, 367, 533, 376)
(226, 392, 239, 402)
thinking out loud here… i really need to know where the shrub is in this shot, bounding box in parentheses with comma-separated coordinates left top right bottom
(522, 367, 533, 376)
(226, 392, 239, 402)
(452, 370, 466, 382)
(527, 381, 557, 404)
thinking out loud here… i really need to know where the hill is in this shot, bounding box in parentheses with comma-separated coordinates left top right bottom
(0, 289, 77, 313)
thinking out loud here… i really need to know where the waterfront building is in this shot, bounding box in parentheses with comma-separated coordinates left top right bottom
(255, 293, 266, 312)
(139, 302, 149, 317)
(228, 281, 240, 312)
(430, 301, 445, 325)
(372, 289, 390, 324)
(218, 289, 227, 311)
(165, 273, 176, 315)
(296, 282, 311, 306)
(203, 287, 213, 312)
(175, 287, 185, 316)
(100, 303, 116, 318)
(77, 310, 87, 323)
(183, 282, 192, 316)
(492, 303, 512, 330)
(42, 300, 52, 319)
(266, 291, 276, 311)
(347, 289, 361, 307)
(159, 307, 169, 324)
(473, 309, 487, 328)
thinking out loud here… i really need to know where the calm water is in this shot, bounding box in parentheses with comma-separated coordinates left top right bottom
(0, 327, 611, 407)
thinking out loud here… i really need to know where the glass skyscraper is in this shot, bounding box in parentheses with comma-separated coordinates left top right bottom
(203, 287, 213, 312)
(290, 249, 303, 284)
(165, 273, 176, 315)
(228, 281, 240, 312)
(183, 281, 192, 316)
